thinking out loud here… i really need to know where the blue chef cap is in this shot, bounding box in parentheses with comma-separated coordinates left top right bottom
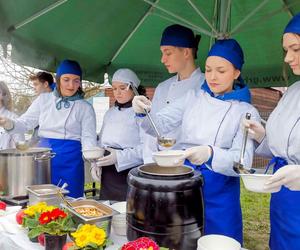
(160, 24, 199, 48)
(56, 59, 82, 80)
(284, 13, 300, 35)
(208, 39, 244, 70)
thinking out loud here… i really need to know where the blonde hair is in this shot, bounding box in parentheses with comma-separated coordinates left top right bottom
(0, 81, 12, 110)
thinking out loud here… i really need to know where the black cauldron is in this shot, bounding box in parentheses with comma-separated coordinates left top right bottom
(127, 165, 204, 250)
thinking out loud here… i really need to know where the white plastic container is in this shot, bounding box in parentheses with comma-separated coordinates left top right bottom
(197, 234, 241, 250)
(111, 201, 127, 236)
(152, 150, 185, 167)
(240, 173, 280, 193)
(82, 147, 105, 160)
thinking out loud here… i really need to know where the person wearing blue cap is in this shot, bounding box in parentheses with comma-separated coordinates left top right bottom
(141, 24, 205, 164)
(241, 13, 300, 250)
(90, 68, 145, 201)
(133, 39, 260, 244)
(0, 59, 97, 198)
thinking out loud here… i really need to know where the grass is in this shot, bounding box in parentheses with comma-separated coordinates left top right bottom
(85, 182, 271, 250)
(241, 183, 270, 250)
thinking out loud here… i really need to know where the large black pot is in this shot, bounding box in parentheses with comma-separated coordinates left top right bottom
(127, 165, 204, 250)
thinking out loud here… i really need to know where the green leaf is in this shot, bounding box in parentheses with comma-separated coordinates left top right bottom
(28, 227, 42, 239)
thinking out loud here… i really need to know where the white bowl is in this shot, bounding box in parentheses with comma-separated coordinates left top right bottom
(240, 173, 280, 193)
(82, 147, 105, 160)
(197, 234, 241, 250)
(152, 150, 185, 167)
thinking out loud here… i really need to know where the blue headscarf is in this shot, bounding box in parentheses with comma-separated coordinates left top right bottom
(284, 13, 300, 35)
(208, 39, 244, 71)
(202, 39, 251, 103)
(56, 59, 82, 81)
(160, 24, 200, 49)
(54, 59, 84, 110)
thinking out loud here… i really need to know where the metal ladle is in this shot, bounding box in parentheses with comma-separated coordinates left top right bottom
(131, 84, 176, 148)
(233, 113, 256, 174)
(57, 182, 73, 208)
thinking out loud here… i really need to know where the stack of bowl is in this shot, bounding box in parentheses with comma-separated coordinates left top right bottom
(110, 201, 127, 236)
(197, 235, 241, 250)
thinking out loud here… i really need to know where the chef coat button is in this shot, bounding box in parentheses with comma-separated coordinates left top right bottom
(166, 101, 170, 104)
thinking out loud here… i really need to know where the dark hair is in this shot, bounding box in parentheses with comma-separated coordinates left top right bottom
(29, 71, 54, 84)
(128, 85, 146, 97)
(55, 76, 85, 97)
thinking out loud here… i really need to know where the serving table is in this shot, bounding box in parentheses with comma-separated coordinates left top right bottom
(0, 206, 126, 250)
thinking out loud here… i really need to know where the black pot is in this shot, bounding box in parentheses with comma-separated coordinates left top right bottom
(127, 165, 204, 250)
(44, 234, 67, 250)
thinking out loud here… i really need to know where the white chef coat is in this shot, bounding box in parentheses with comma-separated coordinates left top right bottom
(144, 67, 205, 163)
(7, 92, 97, 149)
(99, 106, 144, 172)
(0, 107, 24, 150)
(141, 89, 261, 176)
(257, 81, 300, 164)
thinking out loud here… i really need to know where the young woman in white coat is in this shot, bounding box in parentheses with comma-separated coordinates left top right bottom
(242, 13, 300, 250)
(0, 60, 97, 198)
(0, 81, 24, 149)
(91, 68, 144, 201)
(133, 39, 261, 245)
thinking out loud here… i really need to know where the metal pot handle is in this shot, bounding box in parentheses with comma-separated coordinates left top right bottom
(34, 152, 56, 161)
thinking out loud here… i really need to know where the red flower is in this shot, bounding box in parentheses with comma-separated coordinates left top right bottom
(39, 211, 52, 224)
(121, 237, 160, 250)
(39, 208, 67, 224)
(50, 208, 67, 220)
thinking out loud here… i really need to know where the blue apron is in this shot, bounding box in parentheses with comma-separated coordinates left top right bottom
(269, 157, 300, 250)
(186, 160, 243, 244)
(39, 138, 84, 198)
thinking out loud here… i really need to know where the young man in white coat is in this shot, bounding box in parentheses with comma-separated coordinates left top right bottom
(143, 24, 205, 163)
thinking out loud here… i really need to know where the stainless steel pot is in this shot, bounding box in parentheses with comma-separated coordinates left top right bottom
(0, 147, 55, 197)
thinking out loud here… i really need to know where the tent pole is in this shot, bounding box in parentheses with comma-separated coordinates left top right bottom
(209, 0, 219, 49)
(230, 0, 270, 35)
(219, 0, 231, 37)
(8, 0, 68, 32)
(186, 0, 218, 34)
(110, 0, 159, 63)
(281, 0, 294, 17)
(142, 0, 215, 37)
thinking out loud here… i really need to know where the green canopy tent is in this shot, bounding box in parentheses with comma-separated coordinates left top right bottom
(0, 0, 299, 87)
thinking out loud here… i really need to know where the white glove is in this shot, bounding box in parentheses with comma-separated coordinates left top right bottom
(0, 117, 14, 130)
(90, 162, 102, 182)
(176, 146, 212, 165)
(264, 165, 300, 191)
(96, 148, 117, 167)
(242, 118, 265, 143)
(132, 96, 152, 114)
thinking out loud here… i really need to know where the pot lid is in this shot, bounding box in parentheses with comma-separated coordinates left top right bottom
(0, 147, 51, 156)
(138, 163, 194, 176)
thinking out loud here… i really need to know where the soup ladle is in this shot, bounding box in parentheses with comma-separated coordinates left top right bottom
(131, 84, 176, 148)
(233, 113, 256, 175)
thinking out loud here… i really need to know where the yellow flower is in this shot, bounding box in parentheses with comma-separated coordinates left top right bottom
(24, 202, 56, 217)
(72, 224, 107, 248)
(90, 228, 106, 246)
(74, 232, 90, 248)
